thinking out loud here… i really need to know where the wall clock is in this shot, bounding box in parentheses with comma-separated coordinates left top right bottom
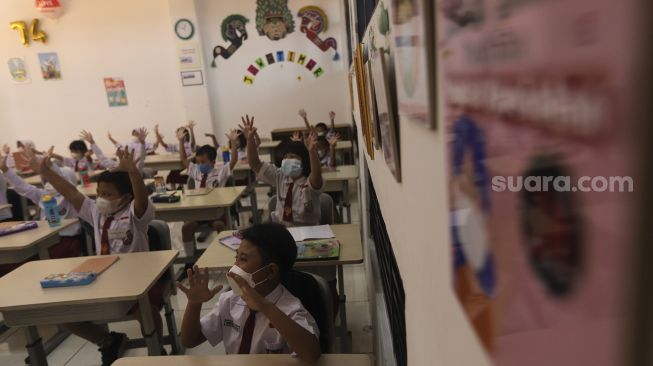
(175, 18, 195, 40)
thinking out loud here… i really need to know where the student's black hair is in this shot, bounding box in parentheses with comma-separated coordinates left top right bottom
(69, 140, 88, 154)
(196, 144, 217, 161)
(315, 122, 328, 131)
(97, 171, 134, 197)
(240, 223, 297, 276)
(283, 141, 311, 177)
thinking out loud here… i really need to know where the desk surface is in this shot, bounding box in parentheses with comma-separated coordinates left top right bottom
(259, 140, 281, 149)
(22, 170, 104, 187)
(153, 186, 246, 212)
(336, 140, 352, 150)
(323, 165, 359, 182)
(144, 154, 181, 163)
(0, 250, 178, 311)
(196, 224, 363, 270)
(0, 204, 12, 211)
(113, 354, 372, 366)
(0, 220, 77, 252)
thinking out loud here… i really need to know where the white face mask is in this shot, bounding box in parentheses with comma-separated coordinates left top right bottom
(227, 264, 271, 297)
(95, 197, 127, 215)
(280, 158, 302, 178)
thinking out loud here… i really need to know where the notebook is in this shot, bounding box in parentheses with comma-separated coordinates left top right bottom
(71, 256, 120, 274)
(296, 239, 341, 261)
(287, 225, 335, 242)
(0, 221, 38, 237)
(185, 187, 214, 196)
(219, 235, 242, 250)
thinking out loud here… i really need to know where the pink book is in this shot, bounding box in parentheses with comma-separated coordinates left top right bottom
(71, 256, 119, 274)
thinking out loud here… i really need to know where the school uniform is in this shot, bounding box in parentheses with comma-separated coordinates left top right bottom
(165, 142, 195, 185)
(0, 172, 12, 221)
(200, 284, 319, 354)
(257, 162, 321, 226)
(188, 161, 231, 189)
(165, 141, 194, 156)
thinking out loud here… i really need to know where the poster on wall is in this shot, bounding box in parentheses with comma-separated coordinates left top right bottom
(181, 70, 203, 86)
(103, 77, 128, 107)
(255, 0, 295, 41)
(177, 42, 202, 70)
(440, 0, 640, 365)
(390, 0, 434, 128)
(210, 14, 249, 68)
(7, 57, 30, 84)
(37, 52, 61, 80)
(35, 0, 63, 19)
(297, 6, 339, 61)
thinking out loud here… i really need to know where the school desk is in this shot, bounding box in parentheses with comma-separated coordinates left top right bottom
(113, 354, 372, 366)
(258, 139, 281, 156)
(144, 154, 185, 171)
(0, 250, 179, 366)
(0, 219, 78, 264)
(0, 204, 11, 211)
(196, 224, 363, 353)
(23, 170, 105, 187)
(323, 165, 359, 224)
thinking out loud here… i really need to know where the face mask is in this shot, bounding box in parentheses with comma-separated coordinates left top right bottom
(96, 197, 127, 215)
(281, 159, 302, 178)
(317, 131, 326, 137)
(227, 264, 271, 297)
(198, 163, 213, 175)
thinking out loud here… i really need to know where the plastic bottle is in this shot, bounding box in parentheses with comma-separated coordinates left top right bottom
(42, 194, 61, 227)
(222, 146, 230, 163)
(78, 160, 91, 187)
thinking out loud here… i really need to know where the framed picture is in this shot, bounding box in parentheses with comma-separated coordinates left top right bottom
(181, 70, 203, 86)
(370, 47, 401, 182)
(353, 43, 374, 159)
(366, 61, 382, 150)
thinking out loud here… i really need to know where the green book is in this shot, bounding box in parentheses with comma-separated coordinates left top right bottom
(296, 239, 341, 261)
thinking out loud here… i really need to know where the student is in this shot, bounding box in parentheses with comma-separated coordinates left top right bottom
(243, 115, 323, 226)
(108, 129, 157, 155)
(0, 171, 11, 223)
(79, 129, 147, 173)
(177, 223, 321, 362)
(292, 131, 340, 168)
(298, 109, 337, 138)
(155, 123, 196, 185)
(27, 146, 163, 366)
(50, 140, 94, 172)
(179, 129, 239, 258)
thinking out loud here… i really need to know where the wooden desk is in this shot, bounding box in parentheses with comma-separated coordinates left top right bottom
(258, 140, 281, 156)
(0, 204, 11, 211)
(323, 165, 359, 223)
(144, 154, 184, 171)
(196, 224, 363, 353)
(0, 250, 179, 366)
(153, 186, 246, 228)
(23, 170, 105, 187)
(114, 354, 372, 366)
(0, 220, 77, 264)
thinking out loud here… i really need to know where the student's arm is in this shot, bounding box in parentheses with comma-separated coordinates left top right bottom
(327, 133, 341, 169)
(187, 121, 197, 150)
(205, 133, 219, 149)
(28, 147, 86, 211)
(239, 115, 263, 173)
(329, 110, 336, 131)
(304, 130, 323, 189)
(253, 131, 261, 148)
(0, 156, 42, 204)
(229, 273, 321, 363)
(81, 130, 117, 170)
(298, 109, 311, 131)
(225, 130, 240, 171)
(135, 128, 148, 173)
(107, 131, 119, 147)
(154, 124, 170, 150)
(178, 129, 190, 169)
(113, 146, 148, 218)
(176, 266, 223, 348)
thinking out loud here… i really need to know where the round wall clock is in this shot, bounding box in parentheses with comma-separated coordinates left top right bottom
(175, 18, 195, 40)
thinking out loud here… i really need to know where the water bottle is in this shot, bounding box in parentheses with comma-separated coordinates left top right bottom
(222, 146, 230, 163)
(79, 163, 91, 187)
(42, 194, 61, 227)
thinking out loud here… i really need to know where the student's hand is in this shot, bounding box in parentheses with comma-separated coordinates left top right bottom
(2, 144, 9, 155)
(113, 146, 139, 173)
(329, 111, 336, 121)
(290, 131, 302, 142)
(79, 130, 95, 144)
(107, 131, 113, 140)
(26, 146, 53, 174)
(176, 266, 223, 305)
(298, 109, 307, 119)
(327, 132, 341, 147)
(186, 120, 196, 130)
(204, 133, 216, 138)
(225, 129, 239, 143)
(176, 127, 186, 142)
(135, 127, 148, 144)
(238, 115, 257, 141)
(304, 129, 318, 152)
(0, 155, 8, 173)
(227, 272, 271, 312)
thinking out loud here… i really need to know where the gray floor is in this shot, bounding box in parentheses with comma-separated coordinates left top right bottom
(0, 183, 372, 365)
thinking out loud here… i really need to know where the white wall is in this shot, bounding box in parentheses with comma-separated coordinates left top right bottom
(196, 0, 351, 140)
(0, 0, 191, 154)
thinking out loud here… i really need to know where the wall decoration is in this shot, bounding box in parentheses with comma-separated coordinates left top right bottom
(37, 52, 61, 80)
(440, 0, 639, 363)
(177, 42, 202, 70)
(211, 14, 249, 68)
(297, 6, 339, 61)
(255, 0, 295, 41)
(242, 50, 325, 85)
(353, 44, 374, 159)
(7, 57, 30, 84)
(365, 61, 381, 150)
(10, 19, 47, 46)
(35, 0, 63, 19)
(181, 70, 203, 86)
(391, 0, 435, 127)
(103, 78, 128, 107)
(174, 18, 195, 40)
(371, 48, 401, 181)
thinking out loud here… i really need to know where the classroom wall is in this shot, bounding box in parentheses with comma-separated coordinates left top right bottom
(195, 0, 351, 141)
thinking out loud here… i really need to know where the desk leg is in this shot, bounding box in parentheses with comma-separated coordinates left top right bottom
(37, 244, 51, 260)
(226, 207, 234, 230)
(24, 326, 48, 366)
(249, 173, 260, 224)
(138, 296, 161, 356)
(343, 181, 351, 224)
(337, 264, 351, 353)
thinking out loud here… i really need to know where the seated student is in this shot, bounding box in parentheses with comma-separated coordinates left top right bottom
(0, 155, 83, 275)
(155, 123, 196, 185)
(79, 129, 147, 173)
(243, 115, 322, 226)
(298, 109, 337, 139)
(50, 140, 94, 172)
(292, 131, 341, 169)
(28, 147, 163, 366)
(177, 223, 321, 363)
(179, 129, 239, 258)
(108, 128, 157, 155)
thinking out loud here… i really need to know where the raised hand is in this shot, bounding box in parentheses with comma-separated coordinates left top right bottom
(2, 144, 10, 155)
(290, 131, 302, 142)
(176, 127, 187, 142)
(227, 272, 270, 311)
(135, 127, 148, 144)
(176, 266, 223, 305)
(329, 111, 336, 121)
(0, 155, 8, 173)
(303, 128, 318, 152)
(80, 130, 95, 144)
(186, 120, 197, 130)
(327, 132, 341, 147)
(25, 146, 53, 174)
(238, 115, 257, 141)
(225, 129, 239, 143)
(112, 146, 138, 173)
(298, 109, 307, 119)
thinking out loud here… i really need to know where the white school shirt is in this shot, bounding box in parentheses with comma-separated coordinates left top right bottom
(165, 141, 194, 156)
(188, 161, 231, 188)
(92, 143, 146, 172)
(62, 156, 95, 172)
(257, 162, 321, 226)
(0, 172, 12, 220)
(200, 284, 319, 354)
(4, 170, 81, 236)
(77, 197, 154, 254)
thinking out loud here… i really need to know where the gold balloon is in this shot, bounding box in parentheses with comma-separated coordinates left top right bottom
(9, 20, 28, 46)
(29, 18, 47, 44)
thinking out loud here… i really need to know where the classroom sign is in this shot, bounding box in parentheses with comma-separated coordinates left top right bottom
(439, 0, 640, 364)
(242, 50, 325, 85)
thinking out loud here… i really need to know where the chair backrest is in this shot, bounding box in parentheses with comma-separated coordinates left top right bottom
(282, 270, 336, 353)
(319, 193, 334, 225)
(186, 176, 195, 189)
(147, 220, 175, 293)
(267, 194, 278, 223)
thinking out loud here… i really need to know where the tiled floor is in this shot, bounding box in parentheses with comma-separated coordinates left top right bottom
(0, 181, 372, 365)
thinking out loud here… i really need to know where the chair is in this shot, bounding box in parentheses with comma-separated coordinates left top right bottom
(282, 270, 336, 353)
(267, 193, 335, 225)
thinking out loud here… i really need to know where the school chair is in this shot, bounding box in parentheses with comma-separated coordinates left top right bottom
(266, 193, 336, 225)
(282, 271, 336, 353)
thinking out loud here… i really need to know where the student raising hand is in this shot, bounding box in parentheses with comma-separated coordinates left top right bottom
(2, 144, 9, 155)
(290, 131, 302, 142)
(135, 127, 148, 144)
(240, 115, 263, 173)
(177, 266, 223, 305)
(79, 130, 95, 145)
